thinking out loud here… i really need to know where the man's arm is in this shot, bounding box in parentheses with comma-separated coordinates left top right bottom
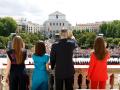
(68, 39, 78, 49)
(50, 44, 56, 70)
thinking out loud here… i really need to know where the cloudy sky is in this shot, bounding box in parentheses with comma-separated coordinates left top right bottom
(0, 0, 120, 25)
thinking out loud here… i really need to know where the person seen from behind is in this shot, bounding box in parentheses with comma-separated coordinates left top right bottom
(50, 29, 77, 90)
(87, 36, 110, 89)
(5, 36, 28, 90)
(32, 41, 49, 90)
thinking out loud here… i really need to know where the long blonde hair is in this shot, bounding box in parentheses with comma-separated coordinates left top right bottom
(12, 36, 24, 64)
(68, 30, 73, 39)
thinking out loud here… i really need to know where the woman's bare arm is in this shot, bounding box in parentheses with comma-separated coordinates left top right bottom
(4, 59, 11, 80)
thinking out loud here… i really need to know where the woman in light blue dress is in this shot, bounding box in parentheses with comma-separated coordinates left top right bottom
(32, 41, 49, 90)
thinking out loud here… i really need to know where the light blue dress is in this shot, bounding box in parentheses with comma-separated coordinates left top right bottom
(32, 54, 49, 90)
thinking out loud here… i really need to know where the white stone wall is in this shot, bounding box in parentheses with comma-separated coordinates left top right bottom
(26, 22, 42, 33)
(43, 11, 71, 37)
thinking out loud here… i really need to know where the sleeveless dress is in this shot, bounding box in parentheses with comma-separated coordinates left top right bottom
(32, 54, 49, 90)
(7, 49, 28, 90)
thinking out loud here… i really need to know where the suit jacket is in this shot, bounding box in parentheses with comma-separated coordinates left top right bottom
(50, 39, 76, 79)
(88, 52, 110, 81)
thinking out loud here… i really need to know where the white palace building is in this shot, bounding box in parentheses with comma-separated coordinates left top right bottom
(43, 11, 71, 38)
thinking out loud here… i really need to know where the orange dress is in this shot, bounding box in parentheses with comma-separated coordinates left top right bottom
(88, 52, 110, 81)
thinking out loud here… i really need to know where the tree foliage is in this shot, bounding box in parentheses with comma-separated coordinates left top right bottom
(73, 30, 96, 48)
(0, 31, 45, 49)
(19, 32, 45, 46)
(0, 36, 9, 49)
(0, 17, 17, 36)
(99, 20, 120, 38)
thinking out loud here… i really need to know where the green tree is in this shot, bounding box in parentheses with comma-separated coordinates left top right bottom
(73, 30, 96, 48)
(29, 33, 39, 44)
(0, 36, 9, 49)
(100, 20, 120, 38)
(20, 32, 44, 46)
(86, 32, 96, 48)
(99, 22, 108, 36)
(20, 32, 31, 44)
(112, 38, 120, 45)
(35, 33, 45, 41)
(0, 17, 17, 36)
(106, 38, 113, 44)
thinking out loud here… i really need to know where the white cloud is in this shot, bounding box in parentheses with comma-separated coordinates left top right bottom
(0, 0, 120, 25)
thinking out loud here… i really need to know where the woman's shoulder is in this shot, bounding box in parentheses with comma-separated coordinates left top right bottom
(90, 51, 96, 59)
(105, 50, 110, 58)
(32, 54, 40, 61)
(32, 53, 37, 57)
(6, 49, 14, 53)
(6, 49, 16, 62)
(90, 51, 95, 56)
(6, 49, 15, 57)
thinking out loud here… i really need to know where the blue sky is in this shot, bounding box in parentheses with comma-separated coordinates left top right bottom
(0, 0, 120, 25)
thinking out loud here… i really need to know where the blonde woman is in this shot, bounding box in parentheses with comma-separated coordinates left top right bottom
(5, 36, 28, 90)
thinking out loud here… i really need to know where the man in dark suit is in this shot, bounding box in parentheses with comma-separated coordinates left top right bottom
(50, 29, 77, 90)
